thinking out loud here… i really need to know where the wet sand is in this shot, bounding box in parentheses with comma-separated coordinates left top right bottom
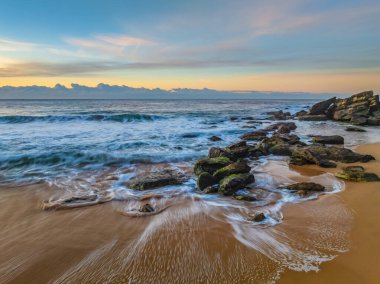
(0, 143, 379, 283)
(280, 143, 380, 284)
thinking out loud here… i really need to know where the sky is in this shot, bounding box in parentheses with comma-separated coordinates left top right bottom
(0, 0, 380, 94)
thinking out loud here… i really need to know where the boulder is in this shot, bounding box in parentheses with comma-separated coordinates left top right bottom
(240, 130, 267, 141)
(298, 114, 328, 121)
(312, 135, 344, 145)
(204, 184, 219, 194)
(125, 169, 188, 190)
(268, 144, 293, 156)
(309, 97, 336, 115)
(345, 126, 366, 132)
(194, 157, 232, 176)
(219, 173, 255, 196)
(248, 212, 266, 222)
(233, 194, 257, 201)
(209, 135, 222, 142)
(335, 166, 380, 182)
(266, 110, 292, 120)
(213, 160, 251, 181)
(290, 145, 374, 166)
(265, 122, 297, 133)
(197, 172, 216, 190)
(282, 182, 325, 192)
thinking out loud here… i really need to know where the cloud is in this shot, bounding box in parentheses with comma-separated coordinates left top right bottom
(0, 38, 38, 52)
(64, 34, 155, 57)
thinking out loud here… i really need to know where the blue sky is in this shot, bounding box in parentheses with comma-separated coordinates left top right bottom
(0, 0, 379, 93)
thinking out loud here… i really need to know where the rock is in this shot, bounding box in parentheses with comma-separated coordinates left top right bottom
(126, 169, 187, 190)
(219, 173, 255, 196)
(367, 110, 380, 126)
(241, 125, 257, 129)
(225, 141, 250, 159)
(345, 126, 366, 132)
(208, 147, 230, 159)
(312, 135, 344, 145)
(298, 114, 328, 121)
(213, 160, 251, 181)
(240, 130, 267, 141)
(248, 212, 266, 222)
(350, 115, 368, 125)
(194, 157, 232, 176)
(309, 97, 336, 115)
(266, 110, 292, 120)
(268, 144, 292, 156)
(317, 160, 337, 168)
(139, 204, 155, 213)
(295, 110, 308, 117)
(282, 182, 325, 192)
(182, 134, 198, 138)
(230, 116, 239, 121)
(209, 135, 222, 142)
(242, 116, 255, 120)
(197, 172, 216, 190)
(265, 122, 297, 133)
(204, 184, 219, 194)
(290, 145, 374, 167)
(335, 166, 380, 182)
(333, 91, 379, 123)
(233, 194, 257, 201)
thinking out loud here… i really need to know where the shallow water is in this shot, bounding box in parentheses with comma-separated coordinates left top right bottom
(0, 99, 377, 283)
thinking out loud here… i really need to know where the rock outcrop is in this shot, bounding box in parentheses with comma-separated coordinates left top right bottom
(300, 91, 380, 126)
(126, 169, 188, 190)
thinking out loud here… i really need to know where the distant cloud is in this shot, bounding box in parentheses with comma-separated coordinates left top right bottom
(0, 38, 38, 52)
(65, 34, 155, 57)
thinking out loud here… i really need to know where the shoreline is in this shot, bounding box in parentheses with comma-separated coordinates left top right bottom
(279, 142, 380, 283)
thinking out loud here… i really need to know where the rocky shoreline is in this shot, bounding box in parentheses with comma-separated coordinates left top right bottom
(43, 91, 380, 221)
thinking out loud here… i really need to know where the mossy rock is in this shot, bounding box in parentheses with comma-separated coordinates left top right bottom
(219, 173, 255, 196)
(194, 157, 232, 176)
(197, 172, 216, 190)
(213, 160, 251, 181)
(335, 166, 380, 182)
(233, 194, 257, 201)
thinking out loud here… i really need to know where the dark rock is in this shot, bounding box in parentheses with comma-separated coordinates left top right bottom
(282, 182, 325, 192)
(266, 110, 292, 120)
(350, 115, 368, 125)
(317, 160, 337, 168)
(298, 114, 328, 121)
(208, 147, 230, 159)
(182, 134, 198, 138)
(126, 169, 187, 190)
(213, 160, 251, 181)
(204, 184, 219, 194)
(194, 157, 232, 176)
(367, 110, 380, 126)
(240, 130, 267, 141)
(290, 145, 374, 167)
(219, 173, 255, 196)
(139, 204, 155, 213)
(248, 212, 266, 222)
(345, 126, 366, 132)
(226, 141, 247, 150)
(233, 194, 257, 201)
(265, 122, 297, 133)
(268, 144, 292, 156)
(230, 116, 239, 121)
(295, 110, 308, 117)
(309, 97, 336, 115)
(312, 135, 344, 145)
(209, 135, 222, 142)
(197, 172, 216, 190)
(335, 166, 380, 182)
(242, 116, 255, 120)
(241, 125, 257, 129)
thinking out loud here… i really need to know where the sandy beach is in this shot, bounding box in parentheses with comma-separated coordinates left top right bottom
(0, 142, 378, 283)
(280, 142, 380, 284)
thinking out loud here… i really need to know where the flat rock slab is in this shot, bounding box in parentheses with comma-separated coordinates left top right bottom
(125, 169, 188, 190)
